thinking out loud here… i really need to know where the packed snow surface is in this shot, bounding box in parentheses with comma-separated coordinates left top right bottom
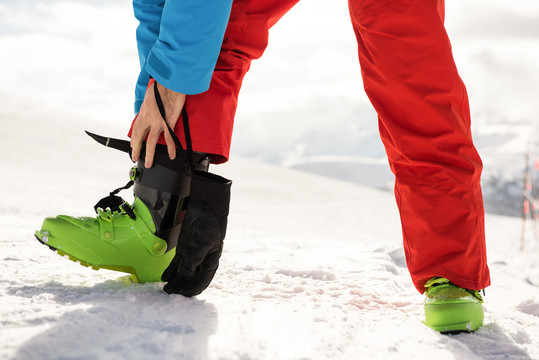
(1, 0, 539, 359)
(1, 101, 538, 359)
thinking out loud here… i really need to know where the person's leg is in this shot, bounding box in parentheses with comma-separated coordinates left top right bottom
(348, 0, 490, 293)
(36, 0, 301, 296)
(128, 0, 301, 164)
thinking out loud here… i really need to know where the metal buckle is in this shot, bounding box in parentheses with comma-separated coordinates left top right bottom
(129, 167, 138, 181)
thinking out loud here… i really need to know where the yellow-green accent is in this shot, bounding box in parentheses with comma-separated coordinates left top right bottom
(129, 167, 138, 181)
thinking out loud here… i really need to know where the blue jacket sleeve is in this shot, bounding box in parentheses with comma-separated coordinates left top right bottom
(133, 0, 165, 113)
(145, 0, 232, 93)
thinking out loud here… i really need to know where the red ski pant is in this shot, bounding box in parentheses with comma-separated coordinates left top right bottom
(130, 0, 490, 293)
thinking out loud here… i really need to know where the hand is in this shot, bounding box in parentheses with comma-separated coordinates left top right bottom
(130, 81, 186, 168)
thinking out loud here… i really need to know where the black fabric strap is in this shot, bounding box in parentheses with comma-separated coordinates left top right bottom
(93, 180, 135, 216)
(86, 81, 195, 169)
(85, 131, 131, 154)
(182, 108, 194, 167)
(152, 82, 194, 166)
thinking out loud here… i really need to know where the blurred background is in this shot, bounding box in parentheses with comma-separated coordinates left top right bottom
(1, 0, 538, 218)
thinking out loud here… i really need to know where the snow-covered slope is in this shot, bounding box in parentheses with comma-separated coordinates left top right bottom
(1, 0, 539, 358)
(1, 100, 538, 360)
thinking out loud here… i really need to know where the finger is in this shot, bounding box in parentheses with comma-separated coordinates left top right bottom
(130, 125, 146, 163)
(178, 269, 218, 297)
(163, 126, 177, 160)
(178, 273, 214, 297)
(161, 256, 181, 282)
(163, 278, 184, 295)
(163, 273, 193, 295)
(145, 129, 160, 168)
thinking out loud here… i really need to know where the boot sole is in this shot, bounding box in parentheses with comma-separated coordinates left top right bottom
(35, 231, 140, 282)
(423, 320, 478, 334)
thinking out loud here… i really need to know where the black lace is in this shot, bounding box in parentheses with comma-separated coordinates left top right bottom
(152, 81, 194, 167)
(93, 180, 136, 219)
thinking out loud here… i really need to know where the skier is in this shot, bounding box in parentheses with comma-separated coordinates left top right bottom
(36, 0, 489, 333)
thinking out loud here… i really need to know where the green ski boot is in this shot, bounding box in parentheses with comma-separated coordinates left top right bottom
(424, 277, 484, 334)
(35, 129, 210, 283)
(35, 196, 174, 283)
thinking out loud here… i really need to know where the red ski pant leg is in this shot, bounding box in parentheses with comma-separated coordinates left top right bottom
(128, 0, 299, 164)
(348, 0, 490, 292)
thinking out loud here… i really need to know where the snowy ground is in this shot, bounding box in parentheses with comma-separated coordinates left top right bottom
(1, 100, 539, 359)
(1, 0, 539, 359)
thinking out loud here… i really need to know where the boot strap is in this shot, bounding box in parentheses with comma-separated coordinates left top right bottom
(85, 79, 196, 170)
(93, 180, 136, 219)
(152, 80, 195, 167)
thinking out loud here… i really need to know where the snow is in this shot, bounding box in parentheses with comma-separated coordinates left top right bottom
(2, 103, 539, 359)
(1, 0, 539, 359)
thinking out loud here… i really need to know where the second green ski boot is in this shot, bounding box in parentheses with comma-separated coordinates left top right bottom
(424, 277, 484, 334)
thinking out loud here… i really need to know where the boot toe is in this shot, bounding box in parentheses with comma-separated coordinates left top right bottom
(36, 216, 105, 265)
(35, 213, 174, 283)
